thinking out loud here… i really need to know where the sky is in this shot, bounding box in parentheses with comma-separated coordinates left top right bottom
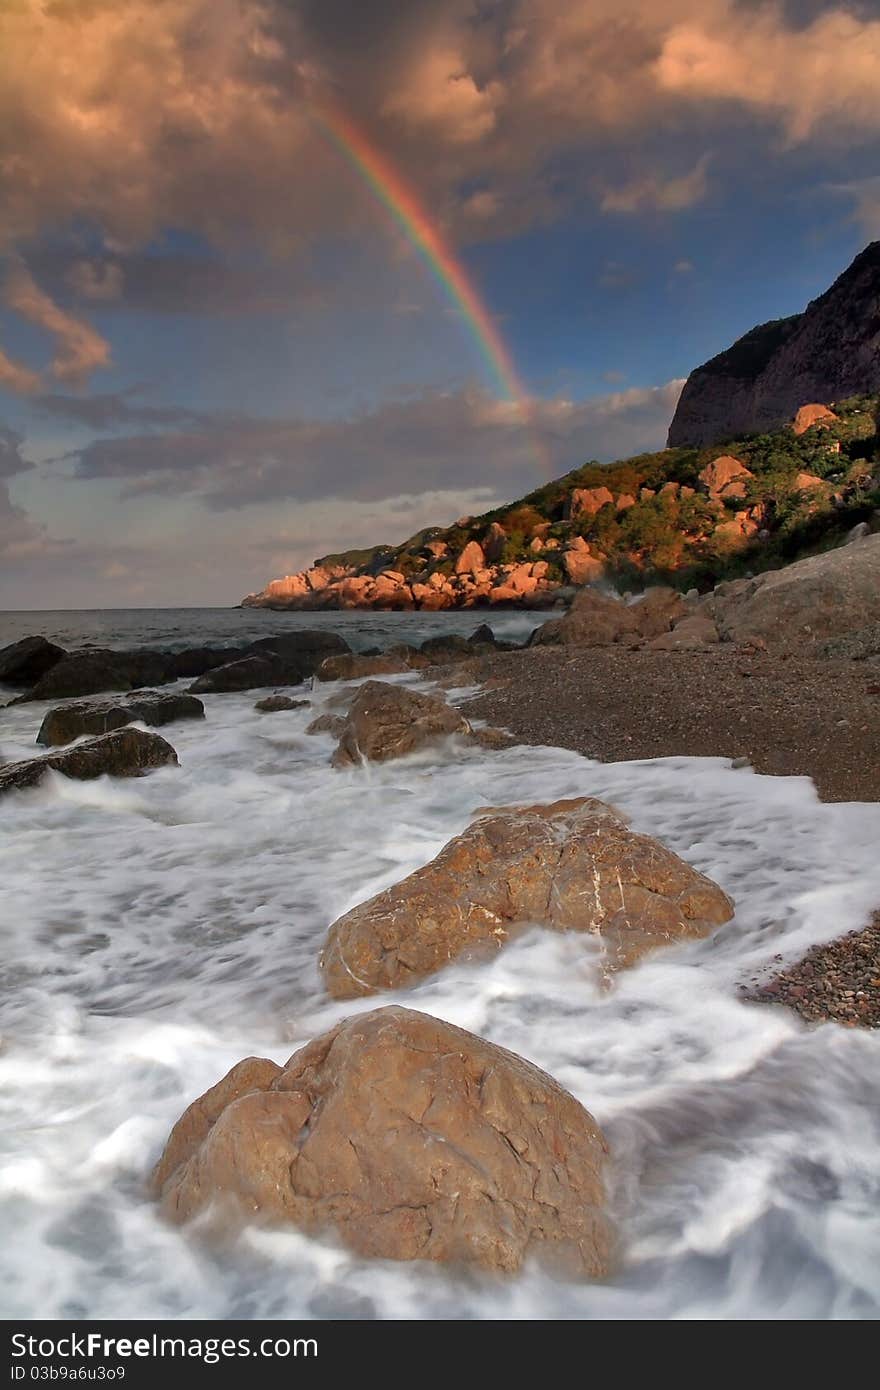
(1, 0, 879, 609)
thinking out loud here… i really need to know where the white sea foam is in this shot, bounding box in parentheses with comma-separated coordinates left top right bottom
(1, 660, 879, 1319)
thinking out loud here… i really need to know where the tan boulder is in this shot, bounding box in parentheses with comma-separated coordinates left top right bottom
(698, 455, 753, 498)
(331, 680, 470, 767)
(647, 616, 720, 649)
(317, 652, 412, 682)
(321, 797, 734, 997)
(713, 532, 880, 648)
(793, 472, 827, 492)
(640, 488, 656, 501)
(562, 537, 605, 586)
(152, 1006, 613, 1277)
(533, 585, 682, 646)
(455, 540, 486, 576)
(793, 403, 839, 435)
(616, 494, 637, 512)
(424, 539, 448, 560)
(565, 486, 614, 519)
(305, 712, 347, 737)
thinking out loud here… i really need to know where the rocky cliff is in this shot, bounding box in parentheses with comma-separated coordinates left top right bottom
(668, 243, 880, 447)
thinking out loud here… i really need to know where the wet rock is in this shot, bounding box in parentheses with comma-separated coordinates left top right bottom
(331, 680, 470, 767)
(254, 695, 311, 713)
(305, 712, 347, 737)
(419, 633, 474, 662)
(152, 1006, 613, 1276)
(0, 636, 66, 686)
(320, 796, 734, 997)
(0, 728, 178, 795)
(188, 655, 282, 694)
(468, 623, 497, 646)
(36, 691, 204, 746)
(165, 647, 247, 679)
(316, 652, 412, 682)
(14, 649, 171, 702)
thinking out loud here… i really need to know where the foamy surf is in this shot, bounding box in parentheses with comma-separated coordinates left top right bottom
(1, 652, 879, 1319)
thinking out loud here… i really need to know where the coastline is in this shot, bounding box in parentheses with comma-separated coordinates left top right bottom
(458, 644, 880, 805)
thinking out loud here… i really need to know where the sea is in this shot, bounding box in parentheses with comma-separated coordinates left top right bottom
(1, 607, 879, 1320)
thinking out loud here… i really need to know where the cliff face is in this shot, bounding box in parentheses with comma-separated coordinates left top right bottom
(668, 243, 880, 447)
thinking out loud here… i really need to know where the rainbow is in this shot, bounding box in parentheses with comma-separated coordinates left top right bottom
(314, 104, 532, 421)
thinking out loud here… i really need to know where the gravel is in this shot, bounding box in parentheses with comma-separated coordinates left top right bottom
(741, 915, 880, 1029)
(459, 644, 880, 803)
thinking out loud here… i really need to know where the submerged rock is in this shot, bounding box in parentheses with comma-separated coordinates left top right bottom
(0, 636, 66, 687)
(152, 1006, 613, 1276)
(0, 728, 178, 795)
(36, 691, 204, 746)
(321, 797, 734, 997)
(254, 694, 311, 713)
(331, 680, 470, 767)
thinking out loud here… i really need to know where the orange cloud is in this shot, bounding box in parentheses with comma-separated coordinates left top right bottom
(5, 264, 111, 385)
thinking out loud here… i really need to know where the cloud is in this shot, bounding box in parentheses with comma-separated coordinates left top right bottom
(4, 263, 111, 387)
(0, 348, 40, 395)
(1, 1, 878, 269)
(59, 378, 685, 511)
(34, 390, 203, 431)
(600, 156, 710, 214)
(825, 176, 880, 237)
(66, 260, 125, 302)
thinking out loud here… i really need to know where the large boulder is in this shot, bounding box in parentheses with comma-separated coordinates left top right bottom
(316, 652, 412, 682)
(36, 691, 204, 747)
(455, 540, 485, 576)
(793, 403, 838, 435)
(0, 636, 66, 686)
(320, 797, 734, 997)
(188, 655, 281, 694)
(712, 533, 880, 648)
(13, 648, 170, 702)
(165, 647, 248, 679)
(151, 1006, 613, 1276)
(565, 486, 614, 519)
(331, 681, 470, 767)
(697, 455, 752, 500)
(532, 586, 686, 647)
(0, 728, 178, 796)
(191, 631, 352, 693)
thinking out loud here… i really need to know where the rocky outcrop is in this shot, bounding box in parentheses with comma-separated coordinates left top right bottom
(668, 241, 880, 446)
(793, 403, 839, 436)
(709, 531, 880, 649)
(697, 455, 753, 501)
(531, 586, 685, 648)
(151, 1006, 613, 1276)
(190, 631, 349, 694)
(13, 648, 170, 702)
(562, 537, 605, 585)
(36, 691, 204, 746)
(0, 728, 178, 795)
(565, 486, 614, 520)
(331, 681, 470, 767)
(0, 636, 66, 686)
(320, 797, 734, 997)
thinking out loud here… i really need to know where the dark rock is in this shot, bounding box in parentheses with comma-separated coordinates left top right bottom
(468, 623, 497, 646)
(13, 649, 171, 702)
(0, 636, 66, 686)
(254, 694, 311, 713)
(36, 691, 205, 747)
(669, 241, 880, 446)
(165, 647, 247, 679)
(419, 633, 474, 662)
(0, 728, 178, 795)
(189, 655, 282, 694)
